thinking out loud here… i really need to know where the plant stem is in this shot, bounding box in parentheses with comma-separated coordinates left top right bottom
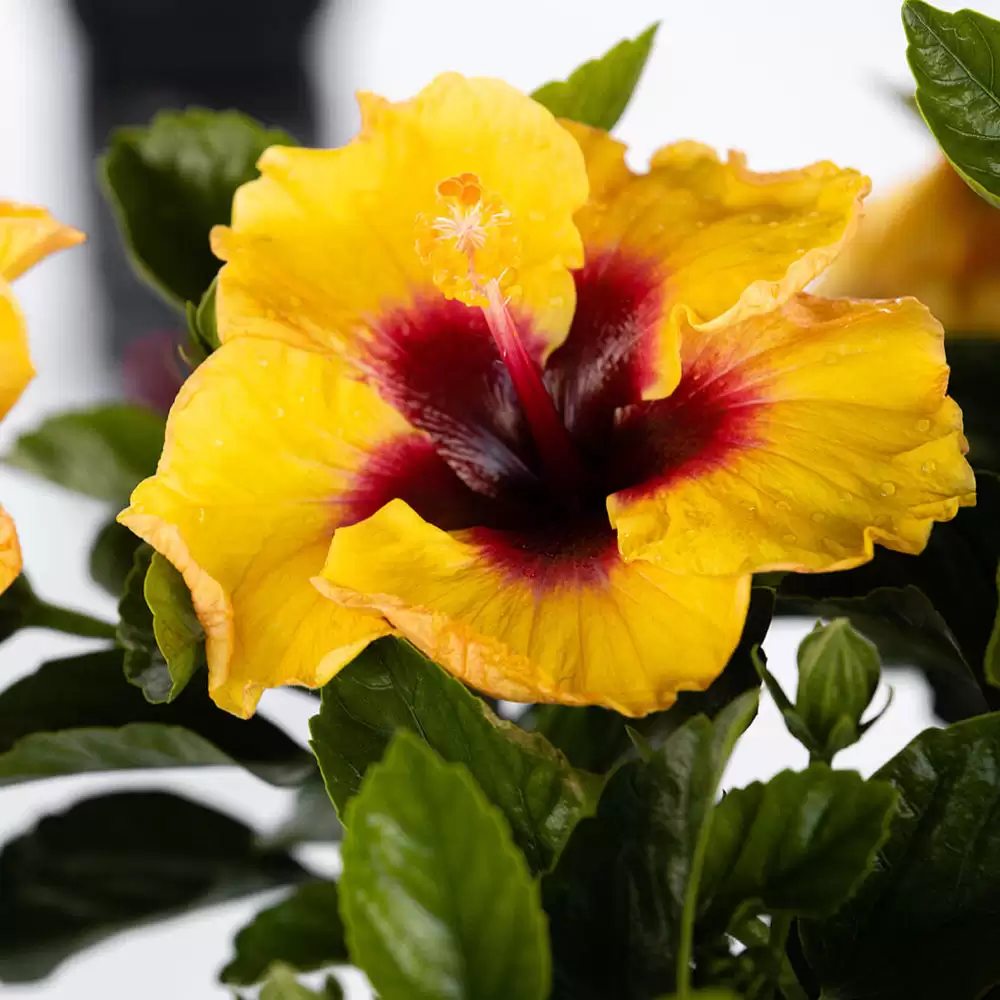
(31, 601, 117, 639)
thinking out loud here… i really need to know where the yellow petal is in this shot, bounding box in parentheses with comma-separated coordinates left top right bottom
(213, 74, 588, 363)
(562, 122, 870, 398)
(608, 295, 975, 575)
(0, 506, 22, 595)
(316, 498, 751, 716)
(0, 281, 34, 418)
(0, 202, 84, 282)
(821, 160, 1000, 336)
(116, 337, 438, 716)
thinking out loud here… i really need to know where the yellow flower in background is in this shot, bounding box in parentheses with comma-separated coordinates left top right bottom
(822, 160, 1000, 335)
(121, 74, 974, 718)
(0, 203, 84, 593)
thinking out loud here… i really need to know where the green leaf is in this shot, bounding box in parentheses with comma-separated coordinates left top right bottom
(146, 551, 205, 690)
(221, 881, 347, 986)
(0, 648, 312, 787)
(340, 732, 550, 1000)
(903, 1, 1000, 208)
(543, 691, 759, 1000)
(531, 23, 658, 130)
(89, 518, 142, 597)
(184, 276, 221, 364)
(801, 711, 1000, 1000)
(310, 637, 598, 873)
(520, 586, 774, 771)
(267, 773, 342, 849)
(102, 109, 295, 306)
(778, 470, 1000, 722)
(4, 404, 165, 502)
(698, 766, 897, 934)
(0, 790, 305, 982)
(118, 546, 205, 703)
(260, 965, 344, 1000)
(656, 993, 742, 1000)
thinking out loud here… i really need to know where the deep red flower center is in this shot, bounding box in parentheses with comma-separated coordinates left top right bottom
(343, 249, 762, 577)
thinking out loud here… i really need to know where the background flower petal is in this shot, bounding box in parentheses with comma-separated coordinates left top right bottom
(821, 160, 1000, 336)
(213, 74, 588, 363)
(608, 295, 975, 575)
(0, 282, 34, 419)
(0, 201, 84, 282)
(316, 497, 751, 716)
(0, 506, 22, 596)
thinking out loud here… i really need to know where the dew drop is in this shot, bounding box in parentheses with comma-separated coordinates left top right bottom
(921, 460, 937, 474)
(879, 481, 896, 497)
(840, 492, 853, 504)
(783, 533, 797, 544)
(811, 511, 826, 523)
(767, 220, 780, 228)
(874, 514, 888, 527)
(824, 352, 839, 365)
(916, 418, 931, 432)
(197, 507, 206, 524)
(776, 500, 792, 511)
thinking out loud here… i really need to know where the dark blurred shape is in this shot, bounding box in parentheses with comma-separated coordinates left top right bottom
(121, 330, 185, 415)
(70, 0, 324, 357)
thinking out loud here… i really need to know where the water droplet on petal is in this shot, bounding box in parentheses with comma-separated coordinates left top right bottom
(922, 460, 937, 474)
(767, 220, 780, 228)
(916, 418, 931, 432)
(879, 481, 897, 497)
(776, 500, 792, 511)
(824, 352, 839, 365)
(840, 492, 853, 504)
(811, 512, 826, 523)
(783, 533, 797, 544)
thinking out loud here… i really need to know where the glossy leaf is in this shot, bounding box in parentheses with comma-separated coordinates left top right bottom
(102, 108, 295, 305)
(801, 712, 1000, 999)
(543, 692, 759, 1000)
(0, 648, 312, 787)
(520, 587, 773, 771)
(89, 518, 142, 597)
(699, 766, 896, 934)
(184, 276, 220, 364)
(260, 966, 344, 1000)
(778, 471, 1000, 721)
(903, 1, 1000, 208)
(0, 791, 305, 982)
(340, 733, 550, 1000)
(118, 545, 205, 703)
(268, 774, 342, 848)
(310, 637, 598, 873)
(221, 881, 347, 986)
(4, 404, 165, 502)
(531, 23, 658, 130)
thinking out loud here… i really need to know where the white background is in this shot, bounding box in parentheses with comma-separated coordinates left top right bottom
(0, 0, 991, 996)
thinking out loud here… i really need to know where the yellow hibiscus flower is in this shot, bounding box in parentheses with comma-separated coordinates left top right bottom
(120, 75, 975, 718)
(822, 159, 1000, 335)
(0, 203, 84, 593)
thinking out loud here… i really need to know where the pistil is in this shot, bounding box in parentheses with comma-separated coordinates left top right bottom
(416, 172, 584, 495)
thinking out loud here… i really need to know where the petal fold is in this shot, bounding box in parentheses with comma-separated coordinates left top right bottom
(608, 295, 975, 575)
(0, 201, 84, 282)
(316, 498, 751, 716)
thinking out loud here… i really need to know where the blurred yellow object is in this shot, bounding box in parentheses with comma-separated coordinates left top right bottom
(822, 160, 1000, 335)
(0, 203, 84, 593)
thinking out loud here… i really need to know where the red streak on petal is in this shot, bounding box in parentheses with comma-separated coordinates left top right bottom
(481, 281, 584, 496)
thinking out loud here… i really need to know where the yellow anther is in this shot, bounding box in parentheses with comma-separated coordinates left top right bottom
(415, 173, 521, 307)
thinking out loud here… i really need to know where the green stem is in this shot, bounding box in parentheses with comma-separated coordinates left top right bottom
(30, 601, 117, 640)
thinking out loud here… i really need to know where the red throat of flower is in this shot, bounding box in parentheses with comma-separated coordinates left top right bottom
(416, 172, 584, 496)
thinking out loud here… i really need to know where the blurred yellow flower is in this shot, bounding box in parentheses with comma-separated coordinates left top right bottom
(822, 160, 1000, 335)
(0, 203, 84, 593)
(121, 75, 974, 718)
